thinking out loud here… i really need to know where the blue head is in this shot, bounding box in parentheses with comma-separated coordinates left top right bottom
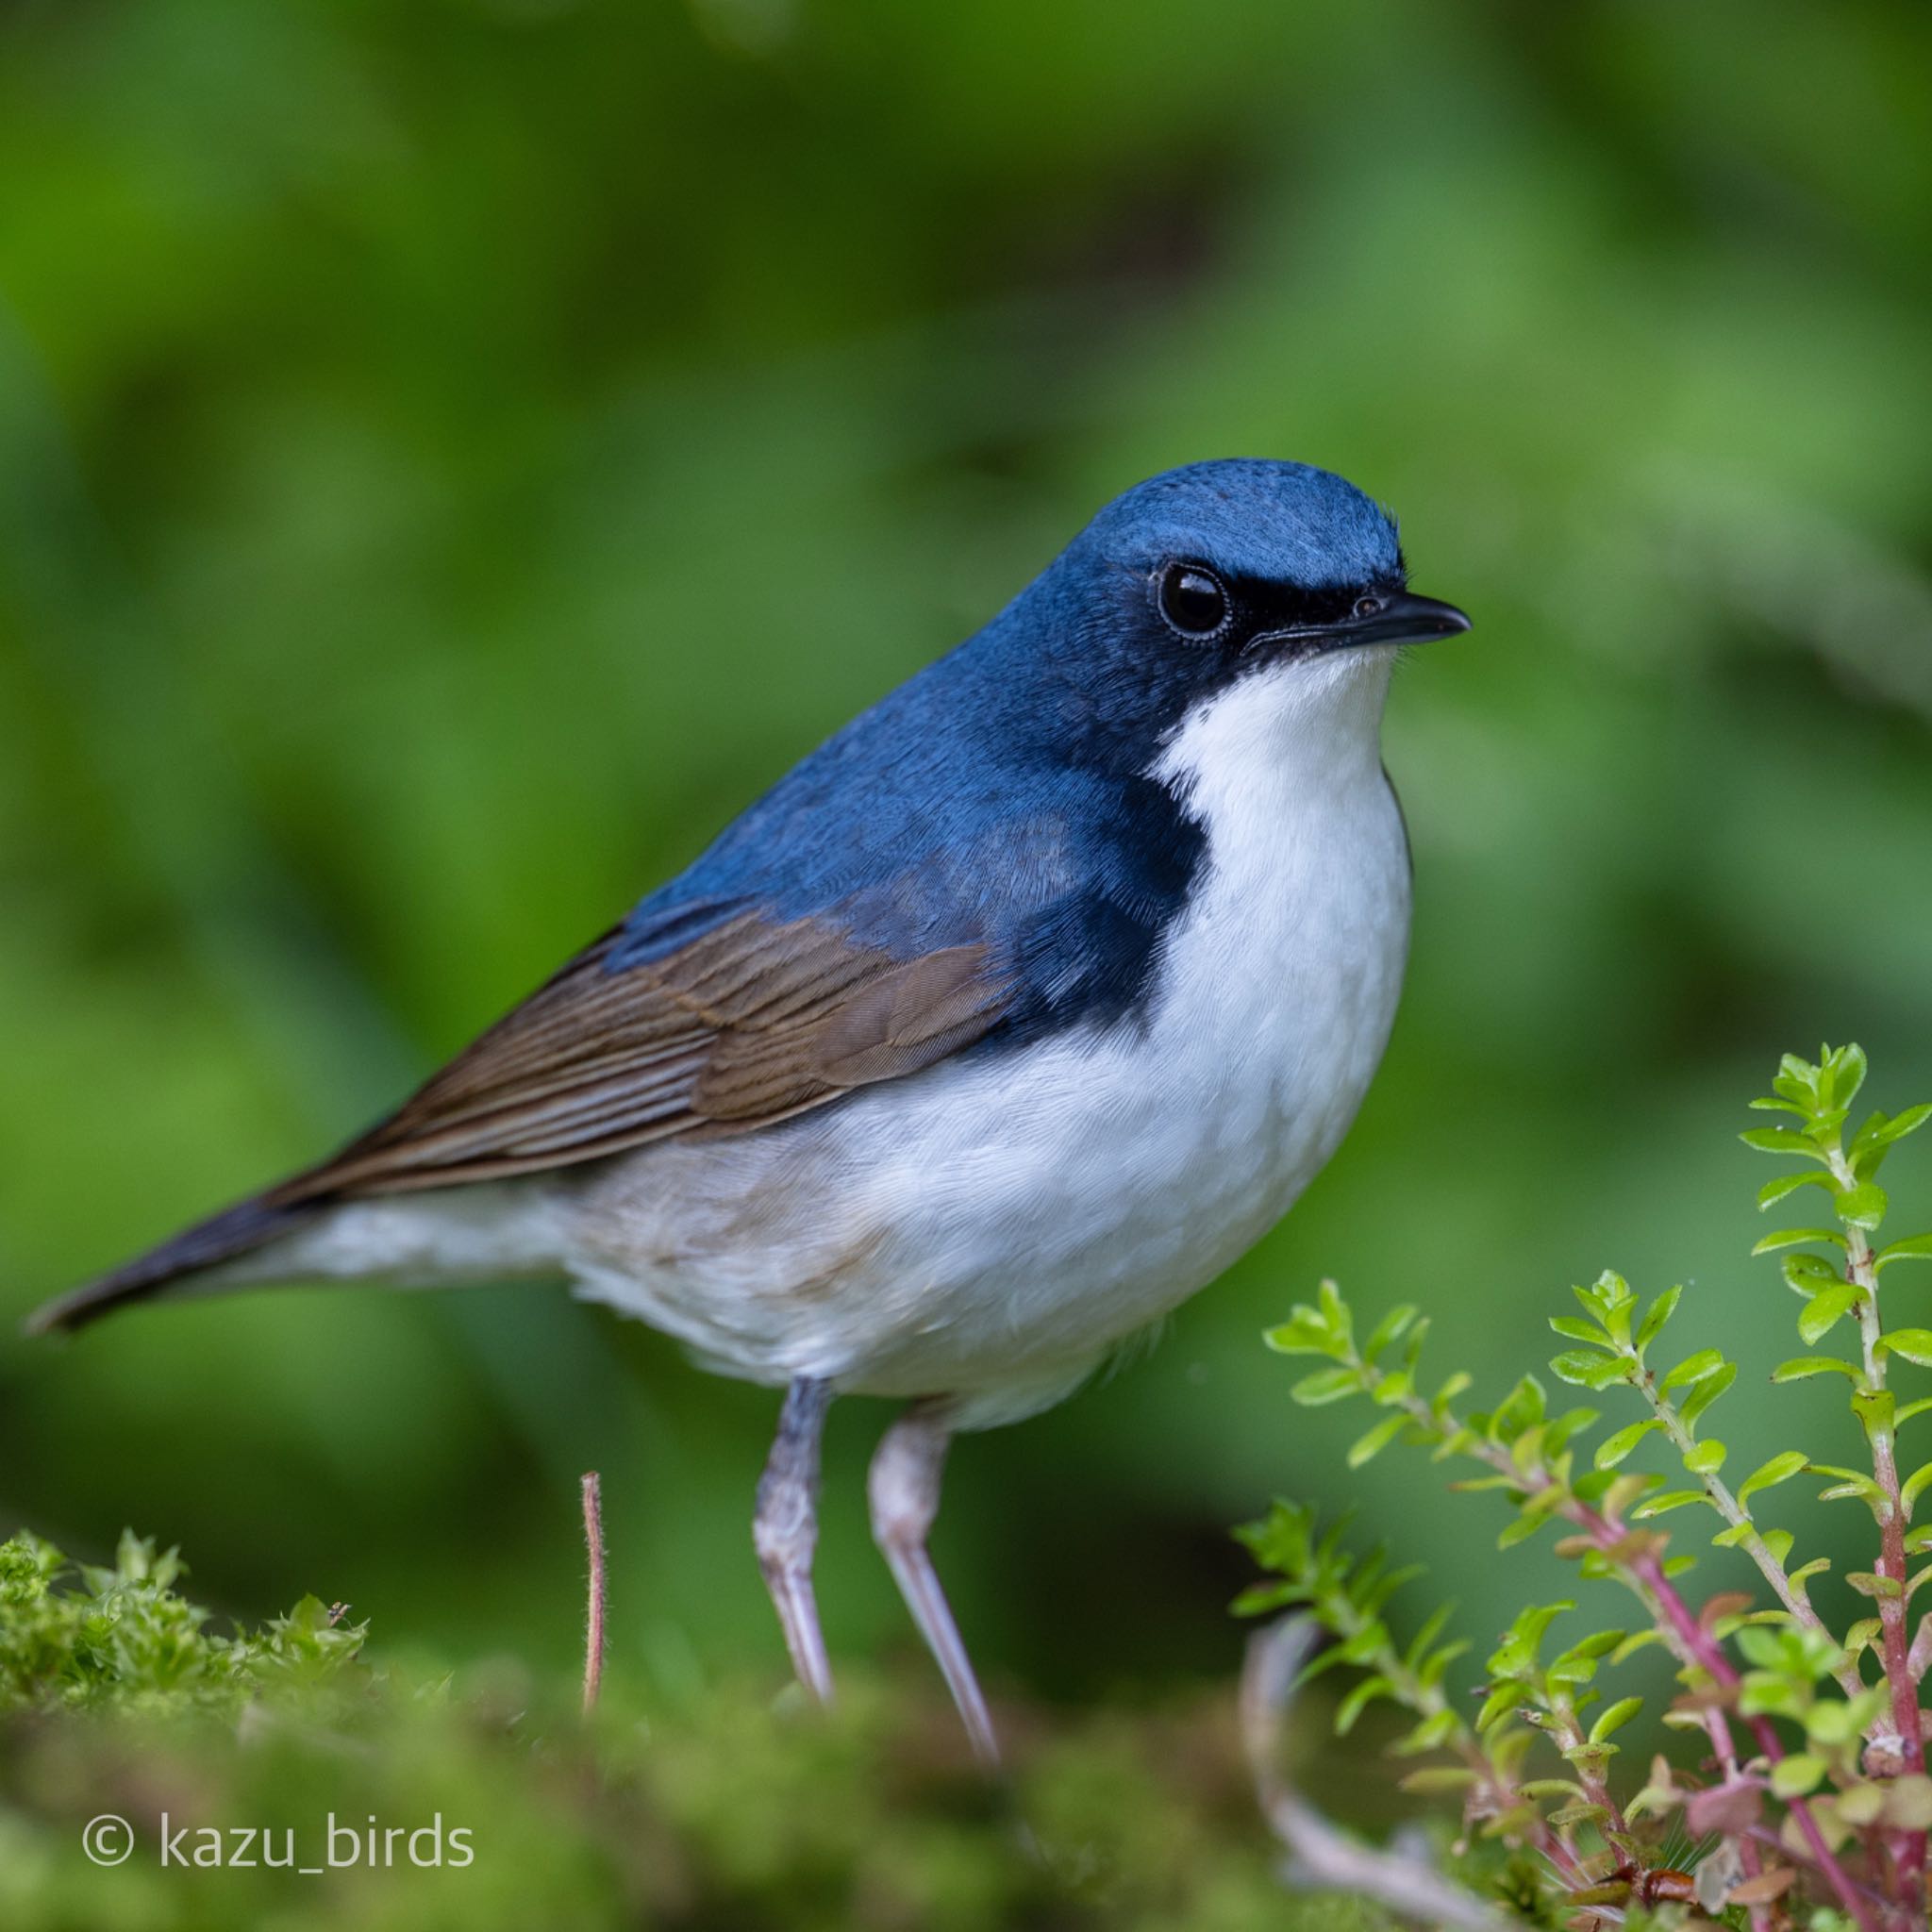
(996, 458, 1469, 772)
(617, 458, 1467, 1021)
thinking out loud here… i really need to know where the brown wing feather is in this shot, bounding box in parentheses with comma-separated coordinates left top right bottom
(276, 912, 1010, 1199)
(24, 909, 1010, 1334)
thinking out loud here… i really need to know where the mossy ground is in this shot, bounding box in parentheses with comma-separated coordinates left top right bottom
(0, 1531, 1394, 1932)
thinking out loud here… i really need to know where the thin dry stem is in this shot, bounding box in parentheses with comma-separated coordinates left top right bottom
(1241, 1620, 1515, 1932)
(580, 1470, 607, 1717)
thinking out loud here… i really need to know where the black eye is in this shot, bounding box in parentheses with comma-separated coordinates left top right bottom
(1352, 592, 1386, 619)
(1157, 563, 1230, 638)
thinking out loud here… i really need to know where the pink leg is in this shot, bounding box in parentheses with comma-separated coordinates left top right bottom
(754, 1377, 835, 1704)
(869, 1403, 999, 1765)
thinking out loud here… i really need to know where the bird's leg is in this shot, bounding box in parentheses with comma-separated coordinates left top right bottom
(868, 1402, 999, 1765)
(754, 1376, 835, 1705)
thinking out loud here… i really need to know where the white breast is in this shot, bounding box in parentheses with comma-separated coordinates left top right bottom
(561, 650, 1413, 1424)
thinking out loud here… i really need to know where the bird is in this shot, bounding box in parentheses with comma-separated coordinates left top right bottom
(26, 458, 1468, 1763)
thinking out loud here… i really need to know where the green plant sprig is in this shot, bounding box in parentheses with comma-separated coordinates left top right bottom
(1555, 1266, 1870, 1705)
(1256, 1285, 1812, 1914)
(1243, 1046, 1932, 1932)
(1232, 1503, 1657, 1899)
(1233, 1503, 1572, 1865)
(1744, 1044, 1932, 1902)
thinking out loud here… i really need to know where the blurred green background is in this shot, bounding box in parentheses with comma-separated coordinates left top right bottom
(2, 0, 1929, 1735)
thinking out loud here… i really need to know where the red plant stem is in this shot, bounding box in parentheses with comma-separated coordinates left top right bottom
(581, 1471, 607, 1716)
(1747, 1825, 1897, 1916)
(1843, 1205, 1930, 1910)
(1693, 1703, 1772, 1932)
(1613, 1524, 1881, 1932)
(1868, 1427, 1927, 1895)
(1392, 1376, 1895, 1926)
(1450, 1427, 1880, 1929)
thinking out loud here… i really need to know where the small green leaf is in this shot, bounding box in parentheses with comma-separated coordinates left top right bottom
(1474, 1682, 1525, 1732)
(1265, 1313, 1340, 1357)
(1608, 1629, 1664, 1665)
(1291, 1367, 1362, 1406)
(1334, 1674, 1392, 1736)
(1683, 1440, 1726, 1474)
(1740, 1127, 1824, 1157)
(1489, 1374, 1547, 1441)
(1346, 1413, 1408, 1468)
(1488, 1607, 1570, 1682)
(1770, 1753, 1827, 1798)
(1557, 1627, 1625, 1666)
(1881, 1329, 1932, 1368)
(1589, 1695, 1642, 1743)
(1781, 1252, 1841, 1295)
(1738, 1451, 1809, 1506)
(1541, 1408, 1597, 1461)
(1634, 1284, 1681, 1355)
(1856, 1104, 1932, 1158)
(1548, 1349, 1627, 1391)
(1317, 1278, 1352, 1339)
(1632, 1489, 1710, 1519)
(1835, 1183, 1888, 1230)
(1772, 1357, 1860, 1382)
(1774, 1055, 1818, 1098)
(1842, 1617, 1883, 1656)
(1758, 1171, 1831, 1208)
(1879, 1235, 1932, 1271)
(1799, 1283, 1862, 1345)
(1902, 1464, 1932, 1521)
(1361, 1304, 1419, 1363)
(1518, 1778, 1589, 1806)
(1846, 1571, 1902, 1601)
(1752, 1228, 1846, 1256)
(1678, 1361, 1737, 1426)
(1760, 1527, 1794, 1564)
(1593, 1419, 1659, 1471)
(1548, 1316, 1607, 1346)
(1661, 1348, 1726, 1391)
(1810, 1464, 1887, 1509)
(1496, 1510, 1553, 1550)
(1834, 1043, 1870, 1104)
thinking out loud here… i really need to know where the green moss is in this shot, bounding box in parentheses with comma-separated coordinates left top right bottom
(0, 1528, 1387, 1932)
(0, 1530, 367, 1719)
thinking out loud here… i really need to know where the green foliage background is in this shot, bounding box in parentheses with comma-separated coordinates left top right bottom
(2, 0, 1930, 1747)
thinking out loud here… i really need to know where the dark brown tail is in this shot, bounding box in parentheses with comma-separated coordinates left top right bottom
(24, 1194, 322, 1336)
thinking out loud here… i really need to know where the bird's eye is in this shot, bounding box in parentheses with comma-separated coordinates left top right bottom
(1352, 592, 1386, 620)
(1157, 563, 1230, 639)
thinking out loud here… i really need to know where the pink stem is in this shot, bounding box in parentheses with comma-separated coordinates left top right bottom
(1616, 1529, 1880, 1932)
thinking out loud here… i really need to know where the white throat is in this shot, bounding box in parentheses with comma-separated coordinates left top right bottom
(1149, 646, 1397, 819)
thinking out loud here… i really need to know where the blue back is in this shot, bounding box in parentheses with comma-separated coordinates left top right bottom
(608, 459, 1404, 1041)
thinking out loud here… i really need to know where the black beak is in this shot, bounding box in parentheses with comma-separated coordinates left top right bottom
(1267, 590, 1472, 653)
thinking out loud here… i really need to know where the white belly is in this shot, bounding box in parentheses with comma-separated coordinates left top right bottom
(559, 653, 1412, 1424)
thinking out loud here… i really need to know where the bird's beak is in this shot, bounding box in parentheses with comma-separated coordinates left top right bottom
(1266, 591, 1473, 654)
(1348, 591, 1471, 645)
